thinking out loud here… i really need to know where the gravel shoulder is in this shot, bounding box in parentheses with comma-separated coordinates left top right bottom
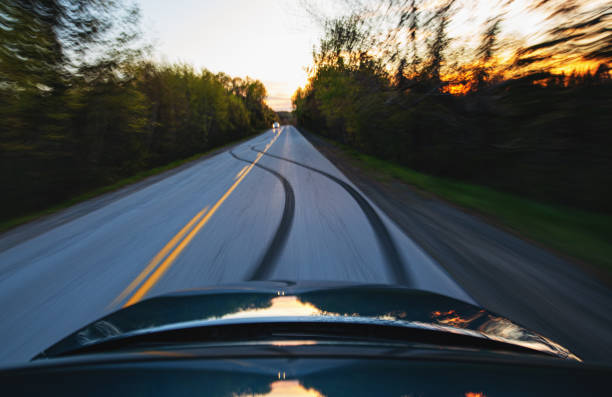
(302, 129, 612, 365)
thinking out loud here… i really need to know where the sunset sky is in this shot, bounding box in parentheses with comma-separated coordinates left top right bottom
(135, 0, 607, 111)
(136, 0, 321, 111)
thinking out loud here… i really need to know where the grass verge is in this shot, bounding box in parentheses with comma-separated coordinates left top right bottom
(336, 143, 612, 275)
(0, 135, 256, 234)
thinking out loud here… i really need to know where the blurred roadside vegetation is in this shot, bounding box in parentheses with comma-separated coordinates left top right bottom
(0, 0, 277, 223)
(294, 0, 612, 215)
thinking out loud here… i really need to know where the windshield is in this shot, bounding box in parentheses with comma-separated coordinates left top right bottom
(0, 0, 610, 372)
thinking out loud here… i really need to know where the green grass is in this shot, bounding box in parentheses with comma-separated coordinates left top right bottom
(339, 145, 612, 275)
(0, 136, 254, 234)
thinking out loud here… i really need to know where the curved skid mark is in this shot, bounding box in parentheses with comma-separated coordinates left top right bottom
(230, 151, 295, 280)
(250, 145, 412, 286)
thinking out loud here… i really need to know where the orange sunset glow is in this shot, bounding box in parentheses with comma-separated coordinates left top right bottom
(237, 380, 324, 397)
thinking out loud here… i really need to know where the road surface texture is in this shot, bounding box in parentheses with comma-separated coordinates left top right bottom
(0, 126, 609, 365)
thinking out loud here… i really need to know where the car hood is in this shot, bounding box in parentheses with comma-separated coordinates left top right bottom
(38, 281, 579, 360)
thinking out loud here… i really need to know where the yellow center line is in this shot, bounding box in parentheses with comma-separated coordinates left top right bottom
(117, 129, 283, 308)
(234, 165, 248, 180)
(108, 206, 209, 309)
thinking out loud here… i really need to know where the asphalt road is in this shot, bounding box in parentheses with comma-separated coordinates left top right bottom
(0, 126, 472, 365)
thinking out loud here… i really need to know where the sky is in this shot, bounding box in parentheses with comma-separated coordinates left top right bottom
(136, 0, 322, 111)
(135, 0, 605, 111)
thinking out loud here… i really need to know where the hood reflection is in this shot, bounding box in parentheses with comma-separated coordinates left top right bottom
(431, 309, 580, 361)
(219, 296, 329, 319)
(214, 296, 578, 360)
(236, 380, 324, 397)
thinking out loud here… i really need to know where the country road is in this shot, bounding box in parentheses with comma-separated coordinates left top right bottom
(0, 126, 472, 365)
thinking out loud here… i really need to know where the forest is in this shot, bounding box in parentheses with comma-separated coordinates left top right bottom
(0, 0, 277, 222)
(293, 0, 612, 213)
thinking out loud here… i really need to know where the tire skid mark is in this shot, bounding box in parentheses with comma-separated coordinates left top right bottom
(230, 150, 295, 280)
(250, 145, 411, 286)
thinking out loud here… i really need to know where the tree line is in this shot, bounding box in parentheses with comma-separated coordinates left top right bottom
(0, 1, 277, 222)
(294, 0, 612, 213)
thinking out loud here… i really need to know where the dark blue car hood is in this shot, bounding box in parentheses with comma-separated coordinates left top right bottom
(38, 281, 579, 360)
